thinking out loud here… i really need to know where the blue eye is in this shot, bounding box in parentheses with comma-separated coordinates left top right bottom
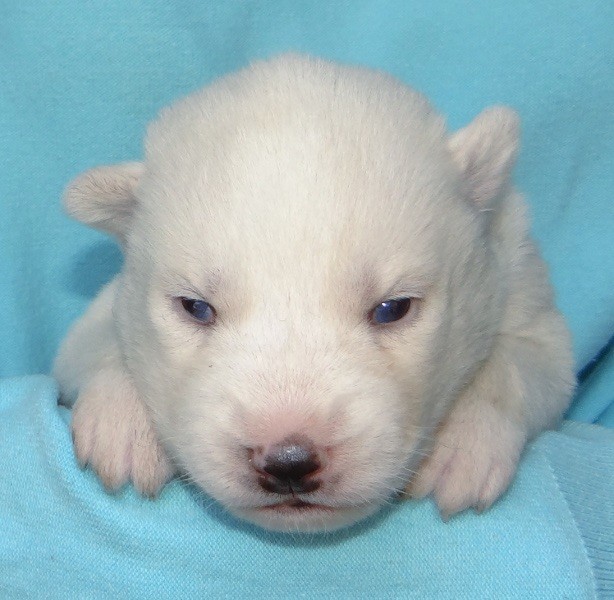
(180, 298, 216, 325)
(371, 298, 412, 325)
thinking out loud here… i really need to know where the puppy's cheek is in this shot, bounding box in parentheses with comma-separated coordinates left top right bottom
(329, 445, 404, 502)
(164, 418, 256, 508)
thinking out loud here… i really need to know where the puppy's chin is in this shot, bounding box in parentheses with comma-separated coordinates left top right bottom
(228, 501, 382, 533)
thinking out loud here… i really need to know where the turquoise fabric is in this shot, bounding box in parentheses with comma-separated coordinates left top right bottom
(1, 2, 613, 597)
(0, 2, 613, 421)
(0, 375, 612, 598)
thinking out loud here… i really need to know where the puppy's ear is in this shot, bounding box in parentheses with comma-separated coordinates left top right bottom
(448, 107, 519, 209)
(63, 162, 144, 242)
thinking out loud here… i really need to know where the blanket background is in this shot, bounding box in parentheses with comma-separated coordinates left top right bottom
(1, 1, 612, 424)
(0, 1, 613, 597)
(0, 375, 612, 598)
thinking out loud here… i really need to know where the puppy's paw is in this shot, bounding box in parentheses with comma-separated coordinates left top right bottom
(407, 403, 526, 518)
(71, 370, 174, 497)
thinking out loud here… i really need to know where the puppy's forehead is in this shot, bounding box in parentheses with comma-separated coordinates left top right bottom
(138, 57, 460, 287)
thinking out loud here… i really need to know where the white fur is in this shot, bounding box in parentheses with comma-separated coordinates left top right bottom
(54, 55, 575, 532)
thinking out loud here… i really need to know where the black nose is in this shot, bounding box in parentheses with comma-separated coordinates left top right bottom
(257, 437, 321, 494)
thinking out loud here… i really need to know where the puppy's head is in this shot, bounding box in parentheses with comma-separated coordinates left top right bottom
(65, 55, 519, 531)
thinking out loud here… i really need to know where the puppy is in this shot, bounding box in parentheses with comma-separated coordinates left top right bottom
(54, 55, 575, 532)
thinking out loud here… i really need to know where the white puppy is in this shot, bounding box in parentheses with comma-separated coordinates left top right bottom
(54, 55, 575, 532)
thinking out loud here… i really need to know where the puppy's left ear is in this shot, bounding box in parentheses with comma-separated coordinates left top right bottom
(63, 162, 144, 244)
(448, 107, 520, 209)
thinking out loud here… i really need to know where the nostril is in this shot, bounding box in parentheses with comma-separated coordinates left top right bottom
(251, 435, 323, 494)
(258, 475, 321, 495)
(263, 442, 320, 482)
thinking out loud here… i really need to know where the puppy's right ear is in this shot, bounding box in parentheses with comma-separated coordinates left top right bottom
(448, 107, 519, 210)
(63, 162, 144, 243)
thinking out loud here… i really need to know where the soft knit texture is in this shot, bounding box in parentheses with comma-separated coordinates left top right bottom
(0, 1, 612, 597)
(0, 1, 612, 425)
(0, 375, 612, 598)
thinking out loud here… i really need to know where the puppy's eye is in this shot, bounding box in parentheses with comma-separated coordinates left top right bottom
(180, 298, 216, 325)
(371, 298, 412, 325)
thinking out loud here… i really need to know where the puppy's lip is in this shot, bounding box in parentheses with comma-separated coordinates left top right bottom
(256, 499, 335, 512)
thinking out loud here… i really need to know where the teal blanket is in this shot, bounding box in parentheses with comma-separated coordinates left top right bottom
(0, 376, 612, 598)
(0, 1, 612, 424)
(1, 1, 613, 597)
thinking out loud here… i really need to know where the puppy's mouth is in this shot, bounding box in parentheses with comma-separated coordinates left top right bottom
(257, 499, 335, 513)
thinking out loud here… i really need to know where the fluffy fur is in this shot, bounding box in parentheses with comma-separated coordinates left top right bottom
(54, 55, 575, 532)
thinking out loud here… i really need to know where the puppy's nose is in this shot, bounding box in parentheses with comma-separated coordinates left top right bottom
(253, 436, 322, 494)
(265, 441, 320, 481)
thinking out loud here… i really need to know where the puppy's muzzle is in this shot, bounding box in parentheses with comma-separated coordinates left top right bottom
(250, 435, 322, 494)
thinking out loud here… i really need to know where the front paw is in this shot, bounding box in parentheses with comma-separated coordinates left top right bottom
(407, 403, 526, 518)
(71, 370, 174, 497)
